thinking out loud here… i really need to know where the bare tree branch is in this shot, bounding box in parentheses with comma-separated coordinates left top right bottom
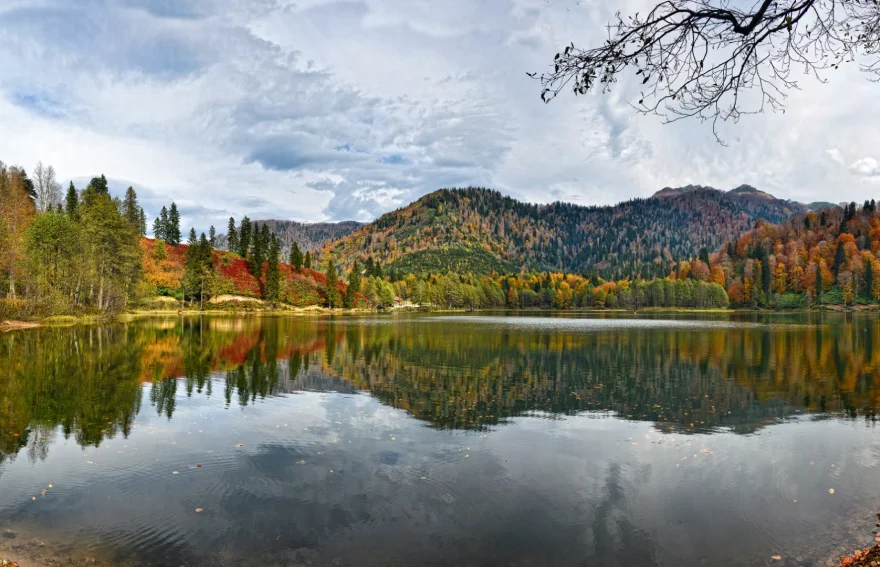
(532, 0, 880, 143)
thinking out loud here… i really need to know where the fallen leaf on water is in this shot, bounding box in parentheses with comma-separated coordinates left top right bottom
(40, 489, 47, 496)
(195, 508, 203, 513)
(771, 555, 782, 561)
(87, 461, 94, 465)
(47, 484, 53, 488)
(172, 471, 180, 475)
(197, 464, 202, 468)
(31, 496, 36, 501)
(829, 488, 835, 494)
(235, 444, 243, 448)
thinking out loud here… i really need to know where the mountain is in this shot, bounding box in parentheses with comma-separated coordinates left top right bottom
(324, 186, 808, 279)
(217, 220, 362, 255)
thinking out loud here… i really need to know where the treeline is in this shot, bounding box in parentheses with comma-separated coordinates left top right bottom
(684, 201, 880, 308)
(1, 162, 144, 317)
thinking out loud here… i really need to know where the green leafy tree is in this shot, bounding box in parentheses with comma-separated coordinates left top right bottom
(304, 251, 312, 270)
(344, 260, 361, 308)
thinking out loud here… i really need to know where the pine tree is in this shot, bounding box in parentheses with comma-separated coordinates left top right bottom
(325, 258, 341, 308)
(65, 182, 78, 216)
(226, 217, 238, 252)
(167, 202, 181, 245)
(250, 224, 266, 278)
(156, 206, 169, 240)
(304, 251, 312, 270)
(238, 216, 252, 257)
(209, 225, 216, 246)
(87, 175, 108, 195)
(265, 236, 281, 304)
(344, 260, 361, 308)
(833, 242, 847, 278)
(122, 186, 140, 227)
(138, 207, 147, 236)
(289, 242, 303, 271)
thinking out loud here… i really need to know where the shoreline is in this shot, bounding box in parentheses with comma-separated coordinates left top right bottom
(4, 303, 880, 331)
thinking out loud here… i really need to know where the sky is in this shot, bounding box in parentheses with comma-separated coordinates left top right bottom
(1, 0, 879, 233)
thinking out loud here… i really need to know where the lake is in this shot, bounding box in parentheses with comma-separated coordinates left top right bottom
(1, 312, 878, 566)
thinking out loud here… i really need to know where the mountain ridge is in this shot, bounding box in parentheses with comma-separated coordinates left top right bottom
(319, 185, 810, 279)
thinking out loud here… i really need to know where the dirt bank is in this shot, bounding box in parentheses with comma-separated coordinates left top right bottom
(0, 321, 40, 332)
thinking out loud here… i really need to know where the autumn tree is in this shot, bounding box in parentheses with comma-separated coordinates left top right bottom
(0, 165, 37, 299)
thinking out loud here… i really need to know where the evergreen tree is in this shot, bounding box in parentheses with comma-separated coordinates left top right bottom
(183, 229, 215, 309)
(344, 260, 361, 308)
(122, 186, 140, 228)
(289, 242, 303, 271)
(237, 216, 252, 257)
(226, 217, 238, 252)
(249, 224, 267, 278)
(138, 207, 147, 236)
(833, 242, 847, 278)
(167, 202, 181, 245)
(19, 169, 37, 203)
(304, 251, 312, 270)
(209, 225, 216, 246)
(265, 236, 281, 304)
(699, 246, 710, 266)
(87, 174, 109, 195)
(325, 258, 341, 308)
(65, 182, 78, 216)
(157, 206, 169, 240)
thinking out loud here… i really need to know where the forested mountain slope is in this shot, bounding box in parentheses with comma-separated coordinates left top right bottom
(217, 220, 361, 255)
(324, 186, 810, 278)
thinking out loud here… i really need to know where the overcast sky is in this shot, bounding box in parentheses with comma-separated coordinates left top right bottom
(1, 0, 879, 233)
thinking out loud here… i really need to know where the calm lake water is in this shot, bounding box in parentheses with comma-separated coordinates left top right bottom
(1, 312, 879, 567)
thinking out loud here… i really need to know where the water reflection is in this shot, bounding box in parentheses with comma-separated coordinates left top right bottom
(0, 313, 879, 567)
(2, 313, 880, 467)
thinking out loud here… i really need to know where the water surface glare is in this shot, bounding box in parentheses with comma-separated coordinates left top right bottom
(0, 312, 878, 566)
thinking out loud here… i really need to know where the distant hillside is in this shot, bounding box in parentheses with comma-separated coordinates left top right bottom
(140, 238, 346, 307)
(217, 220, 361, 255)
(324, 186, 807, 279)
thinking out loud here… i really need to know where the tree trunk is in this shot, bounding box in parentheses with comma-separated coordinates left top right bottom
(7, 264, 15, 300)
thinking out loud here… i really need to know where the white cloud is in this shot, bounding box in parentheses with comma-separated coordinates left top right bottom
(1, 0, 880, 232)
(850, 157, 880, 178)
